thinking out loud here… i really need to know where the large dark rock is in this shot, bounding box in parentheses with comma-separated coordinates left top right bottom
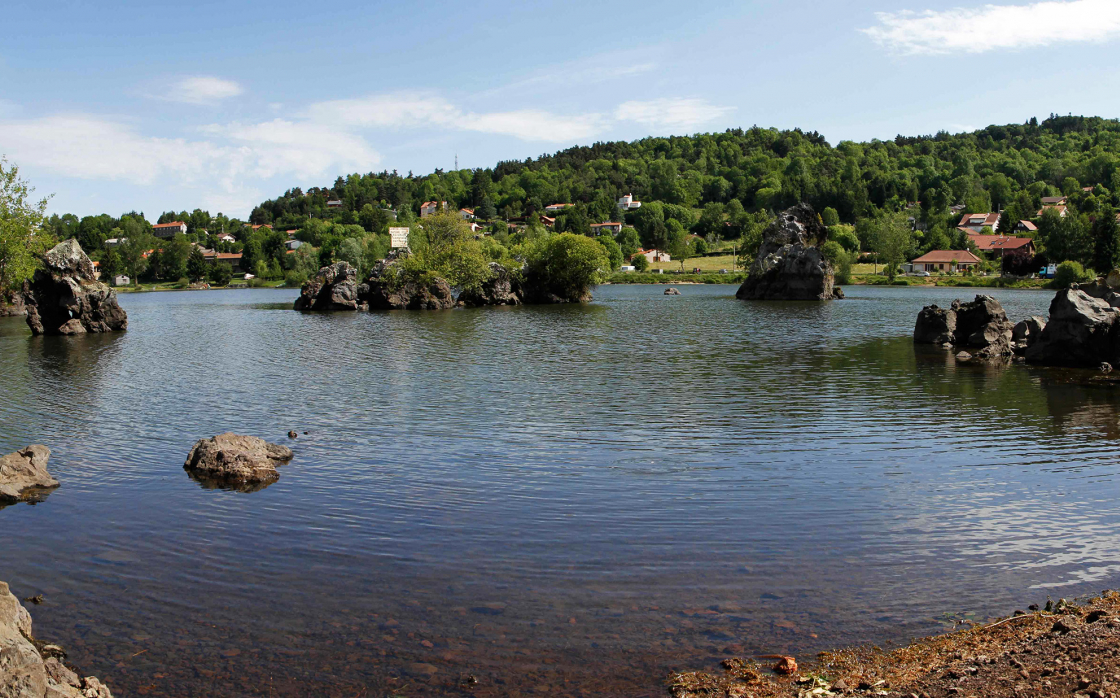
(358, 252, 457, 310)
(184, 433, 293, 488)
(458, 263, 523, 307)
(1012, 316, 1047, 354)
(914, 305, 956, 344)
(1026, 289, 1120, 367)
(735, 204, 835, 301)
(0, 446, 58, 505)
(23, 240, 127, 336)
(913, 295, 1013, 358)
(294, 261, 358, 311)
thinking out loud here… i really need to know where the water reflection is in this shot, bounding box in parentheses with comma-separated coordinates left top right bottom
(1, 286, 1119, 697)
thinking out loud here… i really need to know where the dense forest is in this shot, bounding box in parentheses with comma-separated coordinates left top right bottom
(20, 114, 1120, 290)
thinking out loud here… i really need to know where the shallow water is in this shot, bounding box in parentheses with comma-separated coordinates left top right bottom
(1, 284, 1118, 697)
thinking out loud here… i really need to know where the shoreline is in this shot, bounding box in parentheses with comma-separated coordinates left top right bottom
(669, 591, 1120, 697)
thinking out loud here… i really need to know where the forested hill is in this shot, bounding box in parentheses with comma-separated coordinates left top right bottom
(250, 114, 1120, 230)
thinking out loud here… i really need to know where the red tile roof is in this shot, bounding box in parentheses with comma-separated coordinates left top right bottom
(968, 234, 1034, 251)
(958, 212, 1000, 227)
(153, 221, 185, 229)
(912, 250, 982, 264)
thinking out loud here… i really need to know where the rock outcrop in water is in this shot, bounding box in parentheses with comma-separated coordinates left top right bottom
(357, 251, 458, 310)
(0, 580, 113, 697)
(913, 295, 1014, 359)
(184, 433, 293, 489)
(0, 446, 58, 505)
(1025, 288, 1120, 367)
(23, 240, 127, 336)
(458, 263, 523, 307)
(0, 291, 26, 317)
(294, 261, 359, 311)
(735, 204, 835, 301)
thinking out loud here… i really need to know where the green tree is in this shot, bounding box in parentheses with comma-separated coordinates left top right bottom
(867, 211, 913, 280)
(117, 218, 155, 283)
(821, 207, 840, 226)
(187, 246, 208, 281)
(1092, 205, 1120, 274)
(159, 233, 191, 280)
(631, 252, 650, 271)
(0, 158, 52, 294)
(525, 232, 608, 300)
(615, 227, 641, 258)
(208, 262, 233, 286)
(598, 236, 623, 271)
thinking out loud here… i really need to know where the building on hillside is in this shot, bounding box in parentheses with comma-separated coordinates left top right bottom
(967, 233, 1035, 258)
(949, 204, 966, 213)
(421, 201, 448, 218)
(539, 216, 555, 227)
(590, 222, 623, 235)
(104, 238, 126, 247)
(212, 232, 236, 243)
(636, 248, 671, 263)
(153, 221, 187, 238)
(459, 208, 475, 220)
(469, 222, 485, 233)
(617, 193, 642, 211)
(545, 203, 573, 213)
(326, 200, 343, 209)
(1037, 205, 1068, 218)
(202, 251, 244, 272)
(285, 240, 302, 250)
(958, 212, 1001, 233)
(1041, 196, 1068, 206)
(251, 224, 273, 231)
(911, 250, 982, 272)
(1015, 220, 1038, 233)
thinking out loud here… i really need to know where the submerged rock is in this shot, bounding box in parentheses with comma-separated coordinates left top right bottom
(913, 295, 1013, 359)
(23, 240, 127, 336)
(458, 263, 523, 307)
(0, 580, 113, 697)
(1026, 289, 1120, 367)
(735, 203, 835, 301)
(664, 287, 682, 296)
(0, 446, 58, 504)
(294, 261, 359, 311)
(184, 433, 293, 487)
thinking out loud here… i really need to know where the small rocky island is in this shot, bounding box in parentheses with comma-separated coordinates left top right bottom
(0, 445, 59, 505)
(22, 239, 127, 336)
(736, 203, 840, 301)
(184, 433, 294, 490)
(914, 278, 1120, 368)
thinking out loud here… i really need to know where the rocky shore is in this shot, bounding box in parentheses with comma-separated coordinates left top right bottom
(0, 581, 113, 698)
(669, 592, 1120, 698)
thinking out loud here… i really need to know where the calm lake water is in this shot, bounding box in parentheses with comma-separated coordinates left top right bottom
(2, 284, 1119, 697)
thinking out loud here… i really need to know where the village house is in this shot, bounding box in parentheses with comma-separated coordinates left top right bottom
(152, 221, 187, 239)
(636, 249, 671, 263)
(590, 222, 623, 235)
(251, 224, 273, 231)
(202, 251, 244, 272)
(911, 250, 982, 273)
(617, 193, 642, 211)
(958, 212, 1001, 233)
(539, 215, 555, 227)
(285, 240, 302, 250)
(420, 201, 448, 218)
(545, 203, 573, 213)
(1037, 204, 1068, 217)
(1015, 220, 1038, 233)
(326, 200, 343, 209)
(459, 208, 475, 220)
(212, 232, 236, 243)
(1041, 196, 1068, 206)
(967, 233, 1035, 258)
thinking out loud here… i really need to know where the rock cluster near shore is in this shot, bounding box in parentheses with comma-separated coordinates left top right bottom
(183, 433, 293, 489)
(0, 292, 26, 317)
(23, 240, 127, 336)
(916, 281, 1120, 368)
(298, 250, 592, 312)
(736, 203, 838, 302)
(0, 581, 113, 698)
(0, 446, 59, 505)
(914, 295, 1015, 359)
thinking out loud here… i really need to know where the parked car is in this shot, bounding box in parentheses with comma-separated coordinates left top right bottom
(719, 269, 728, 274)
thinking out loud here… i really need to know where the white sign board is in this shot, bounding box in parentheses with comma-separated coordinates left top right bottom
(389, 227, 410, 249)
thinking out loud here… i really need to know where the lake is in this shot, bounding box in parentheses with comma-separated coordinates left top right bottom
(2, 284, 1118, 697)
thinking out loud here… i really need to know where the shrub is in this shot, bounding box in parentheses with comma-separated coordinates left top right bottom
(1053, 260, 1092, 288)
(208, 262, 233, 286)
(284, 270, 308, 288)
(631, 253, 650, 271)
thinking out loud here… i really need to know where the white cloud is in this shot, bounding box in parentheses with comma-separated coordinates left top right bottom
(205, 119, 379, 178)
(615, 98, 735, 131)
(169, 76, 244, 105)
(863, 0, 1120, 55)
(307, 92, 603, 143)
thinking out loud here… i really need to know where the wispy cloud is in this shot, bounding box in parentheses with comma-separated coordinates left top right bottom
(168, 76, 244, 105)
(615, 98, 735, 132)
(863, 0, 1120, 55)
(307, 93, 604, 143)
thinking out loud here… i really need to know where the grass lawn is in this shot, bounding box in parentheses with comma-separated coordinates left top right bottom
(649, 254, 740, 273)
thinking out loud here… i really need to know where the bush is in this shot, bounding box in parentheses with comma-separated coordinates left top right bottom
(176, 276, 190, 287)
(208, 262, 232, 287)
(284, 270, 308, 288)
(525, 233, 609, 300)
(1053, 260, 1092, 288)
(631, 253, 650, 271)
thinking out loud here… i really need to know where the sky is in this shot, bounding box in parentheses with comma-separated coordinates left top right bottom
(4, 0, 1120, 219)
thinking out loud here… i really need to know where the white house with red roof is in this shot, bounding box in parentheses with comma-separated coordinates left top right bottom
(617, 193, 642, 211)
(420, 201, 448, 218)
(911, 250, 982, 272)
(958, 212, 1001, 233)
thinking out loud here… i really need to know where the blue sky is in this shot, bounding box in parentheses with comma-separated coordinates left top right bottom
(3, 0, 1120, 219)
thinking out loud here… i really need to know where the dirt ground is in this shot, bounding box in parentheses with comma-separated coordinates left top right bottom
(669, 592, 1120, 698)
